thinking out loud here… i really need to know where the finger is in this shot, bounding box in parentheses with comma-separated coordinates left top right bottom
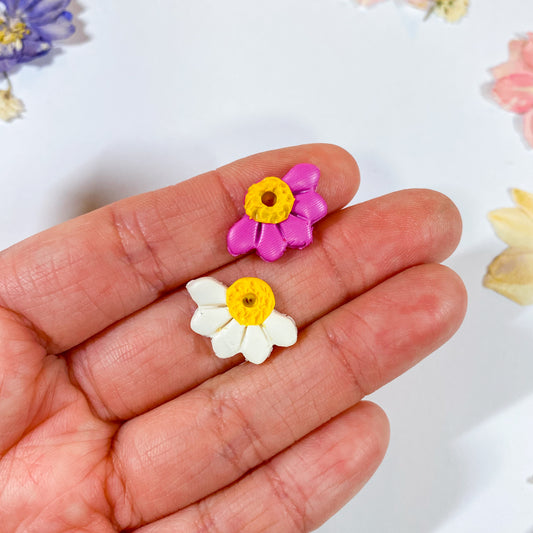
(0, 144, 358, 352)
(68, 189, 462, 421)
(0, 307, 47, 452)
(109, 264, 466, 527)
(133, 402, 389, 533)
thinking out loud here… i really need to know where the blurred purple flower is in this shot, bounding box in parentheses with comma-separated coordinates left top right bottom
(0, 0, 75, 72)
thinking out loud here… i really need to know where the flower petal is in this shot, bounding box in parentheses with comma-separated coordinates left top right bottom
(26, 0, 70, 24)
(279, 214, 312, 249)
(512, 188, 533, 218)
(190, 307, 232, 337)
(262, 310, 297, 348)
(523, 34, 533, 71)
(211, 319, 246, 359)
(241, 325, 273, 364)
(492, 73, 533, 114)
(255, 223, 287, 262)
(282, 163, 320, 193)
(34, 12, 75, 41)
(1, 0, 21, 14)
(488, 207, 533, 248)
(186, 277, 227, 306)
(291, 190, 328, 224)
(227, 216, 259, 257)
(524, 109, 533, 149)
(483, 247, 533, 305)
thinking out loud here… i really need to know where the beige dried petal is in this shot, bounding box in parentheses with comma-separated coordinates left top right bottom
(511, 188, 533, 218)
(483, 247, 533, 305)
(0, 89, 24, 122)
(435, 0, 468, 22)
(488, 207, 533, 248)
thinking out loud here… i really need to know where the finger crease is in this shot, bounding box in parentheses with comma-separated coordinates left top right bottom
(262, 460, 307, 533)
(108, 206, 168, 298)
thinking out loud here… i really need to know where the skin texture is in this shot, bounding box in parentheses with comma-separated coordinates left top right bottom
(0, 144, 467, 533)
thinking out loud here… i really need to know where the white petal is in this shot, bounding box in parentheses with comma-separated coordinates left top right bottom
(262, 310, 298, 347)
(186, 277, 227, 306)
(241, 325, 273, 364)
(211, 319, 246, 359)
(190, 307, 232, 337)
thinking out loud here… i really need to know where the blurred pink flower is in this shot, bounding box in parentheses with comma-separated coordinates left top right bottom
(491, 34, 533, 148)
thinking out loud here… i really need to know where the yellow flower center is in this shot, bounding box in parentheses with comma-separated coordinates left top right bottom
(0, 20, 30, 47)
(226, 277, 275, 326)
(244, 177, 295, 224)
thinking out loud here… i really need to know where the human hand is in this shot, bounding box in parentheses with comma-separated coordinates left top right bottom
(0, 144, 466, 532)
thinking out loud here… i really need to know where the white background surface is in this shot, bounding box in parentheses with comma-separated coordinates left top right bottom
(1, 1, 533, 532)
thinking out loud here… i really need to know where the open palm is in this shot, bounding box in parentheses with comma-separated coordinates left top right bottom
(0, 144, 466, 532)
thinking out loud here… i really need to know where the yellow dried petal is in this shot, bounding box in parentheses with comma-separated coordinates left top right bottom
(488, 207, 533, 248)
(511, 188, 533, 219)
(483, 247, 533, 305)
(0, 89, 24, 121)
(435, 0, 468, 22)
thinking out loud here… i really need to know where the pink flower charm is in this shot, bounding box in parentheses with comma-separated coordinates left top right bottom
(227, 164, 327, 262)
(491, 33, 533, 149)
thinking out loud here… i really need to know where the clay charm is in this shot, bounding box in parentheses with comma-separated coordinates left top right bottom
(186, 276, 297, 364)
(227, 163, 328, 262)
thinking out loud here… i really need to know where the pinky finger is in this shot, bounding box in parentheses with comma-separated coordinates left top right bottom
(135, 402, 390, 533)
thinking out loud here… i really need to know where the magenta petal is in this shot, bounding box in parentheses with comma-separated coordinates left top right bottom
(279, 215, 313, 249)
(282, 163, 320, 193)
(292, 191, 328, 224)
(256, 223, 287, 262)
(227, 216, 259, 256)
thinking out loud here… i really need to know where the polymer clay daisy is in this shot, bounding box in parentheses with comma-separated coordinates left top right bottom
(227, 163, 327, 262)
(186, 276, 297, 364)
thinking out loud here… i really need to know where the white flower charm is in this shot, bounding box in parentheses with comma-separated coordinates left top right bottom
(186, 276, 298, 364)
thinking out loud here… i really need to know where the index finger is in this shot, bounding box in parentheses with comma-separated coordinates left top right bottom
(0, 144, 359, 352)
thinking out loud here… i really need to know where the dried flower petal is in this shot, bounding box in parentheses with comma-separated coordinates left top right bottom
(492, 73, 533, 114)
(483, 248, 533, 305)
(488, 208, 533, 248)
(485, 189, 533, 305)
(490, 35, 533, 148)
(434, 0, 469, 22)
(0, 88, 23, 121)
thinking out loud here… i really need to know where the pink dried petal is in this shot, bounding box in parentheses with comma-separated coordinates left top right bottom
(292, 190, 328, 224)
(492, 36, 533, 79)
(282, 163, 320, 193)
(279, 215, 313, 249)
(524, 109, 533, 149)
(255, 223, 287, 262)
(523, 34, 533, 71)
(492, 73, 533, 113)
(227, 216, 259, 256)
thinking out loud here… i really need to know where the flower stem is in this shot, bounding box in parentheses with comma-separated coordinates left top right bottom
(424, 1, 437, 20)
(2, 72, 12, 94)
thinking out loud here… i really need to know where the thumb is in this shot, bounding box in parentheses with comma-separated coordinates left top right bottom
(0, 307, 47, 453)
